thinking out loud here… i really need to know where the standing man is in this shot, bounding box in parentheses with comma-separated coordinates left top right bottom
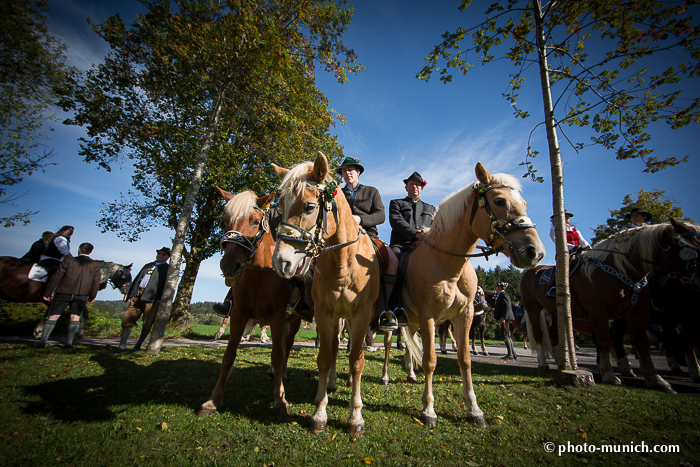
(336, 157, 405, 331)
(21, 231, 54, 263)
(492, 282, 517, 361)
(389, 171, 436, 257)
(35, 243, 101, 349)
(114, 247, 170, 353)
(626, 207, 653, 228)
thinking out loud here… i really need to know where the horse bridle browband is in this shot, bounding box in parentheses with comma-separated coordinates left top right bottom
(220, 204, 270, 266)
(276, 179, 362, 259)
(426, 182, 536, 259)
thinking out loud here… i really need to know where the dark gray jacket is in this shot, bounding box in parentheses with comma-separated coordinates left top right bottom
(389, 197, 436, 253)
(340, 185, 385, 238)
(493, 291, 514, 321)
(126, 262, 168, 303)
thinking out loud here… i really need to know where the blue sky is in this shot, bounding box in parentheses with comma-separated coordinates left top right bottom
(1, 0, 698, 303)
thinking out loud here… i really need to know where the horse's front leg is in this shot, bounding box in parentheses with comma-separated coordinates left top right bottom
(419, 316, 438, 427)
(627, 316, 675, 394)
(346, 307, 371, 436)
(381, 331, 393, 385)
(589, 310, 621, 385)
(453, 313, 486, 427)
(197, 314, 249, 417)
(310, 307, 335, 434)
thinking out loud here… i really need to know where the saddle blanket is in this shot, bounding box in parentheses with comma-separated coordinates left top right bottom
(28, 264, 48, 282)
(538, 267, 553, 285)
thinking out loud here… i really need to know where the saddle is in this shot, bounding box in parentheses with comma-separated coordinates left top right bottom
(540, 252, 583, 297)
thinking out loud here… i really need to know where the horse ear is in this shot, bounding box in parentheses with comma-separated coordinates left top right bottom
(475, 162, 492, 185)
(126, 263, 133, 269)
(216, 186, 235, 201)
(257, 193, 275, 210)
(312, 151, 329, 183)
(272, 163, 289, 180)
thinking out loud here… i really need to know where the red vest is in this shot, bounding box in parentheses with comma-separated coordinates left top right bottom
(566, 227, 580, 246)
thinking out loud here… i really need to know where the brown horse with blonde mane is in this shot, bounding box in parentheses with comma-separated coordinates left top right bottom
(398, 162, 545, 427)
(522, 219, 700, 393)
(271, 152, 380, 436)
(197, 189, 303, 418)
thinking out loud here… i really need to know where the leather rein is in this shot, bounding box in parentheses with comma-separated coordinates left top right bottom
(425, 182, 537, 259)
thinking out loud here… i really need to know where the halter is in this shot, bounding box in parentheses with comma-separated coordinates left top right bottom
(427, 182, 536, 259)
(276, 178, 362, 259)
(220, 204, 270, 265)
(667, 231, 699, 284)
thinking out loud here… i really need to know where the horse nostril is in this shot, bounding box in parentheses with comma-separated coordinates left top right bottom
(525, 246, 541, 262)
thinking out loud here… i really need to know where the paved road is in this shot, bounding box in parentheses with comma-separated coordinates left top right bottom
(3, 335, 699, 396)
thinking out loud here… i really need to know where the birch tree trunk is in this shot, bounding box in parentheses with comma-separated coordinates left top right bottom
(534, 0, 578, 372)
(147, 90, 226, 354)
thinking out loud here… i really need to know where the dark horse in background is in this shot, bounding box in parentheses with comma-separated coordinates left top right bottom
(0, 256, 132, 338)
(483, 289, 529, 349)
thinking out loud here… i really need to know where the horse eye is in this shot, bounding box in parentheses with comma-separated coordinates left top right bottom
(304, 203, 318, 214)
(494, 198, 506, 207)
(252, 219, 260, 226)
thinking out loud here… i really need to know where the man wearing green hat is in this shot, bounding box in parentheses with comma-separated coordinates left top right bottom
(336, 157, 405, 332)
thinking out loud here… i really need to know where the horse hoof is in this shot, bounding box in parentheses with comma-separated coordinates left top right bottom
(407, 376, 418, 384)
(467, 414, 487, 427)
(310, 420, 327, 434)
(272, 404, 290, 418)
(483, 352, 489, 357)
(380, 378, 389, 386)
(441, 350, 447, 355)
(347, 424, 364, 437)
(537, 365, 549, 372)
(420, 414, 438, 428)
(327, 384, 337, 394)
(620, 370, 637, 378)
(196, 407, 217, 418)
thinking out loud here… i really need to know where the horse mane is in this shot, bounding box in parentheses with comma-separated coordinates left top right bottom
(223, 190, 258, 224)
(427, 173, 523, 240)
(581, 221, 700, 281)
(279, 161, 314, 200)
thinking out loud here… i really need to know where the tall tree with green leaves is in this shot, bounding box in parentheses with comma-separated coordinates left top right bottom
(67, 0, 360, 352)
(419, 0, 700, 376)
(591, 188, 694, 244)
(0, 0, 79, 227)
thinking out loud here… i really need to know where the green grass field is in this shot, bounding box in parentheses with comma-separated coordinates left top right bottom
(0, 343, 697, 466)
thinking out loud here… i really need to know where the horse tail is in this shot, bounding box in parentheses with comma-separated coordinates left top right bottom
(401, 326, 422, 369)
(538, 309, 554, 359)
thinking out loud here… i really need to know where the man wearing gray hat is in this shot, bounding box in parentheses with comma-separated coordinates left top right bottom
(389, 171, 436, 257)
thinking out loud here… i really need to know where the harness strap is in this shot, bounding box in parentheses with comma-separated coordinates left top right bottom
(586, 256, 649, 306)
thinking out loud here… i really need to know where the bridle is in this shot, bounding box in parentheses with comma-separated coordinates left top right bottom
(276, 178, 362, 260)
(220, 204, 270, 266)
(425, 182, 536, 259)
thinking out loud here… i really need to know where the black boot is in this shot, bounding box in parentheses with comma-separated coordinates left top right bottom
(213, 301, 232, 318)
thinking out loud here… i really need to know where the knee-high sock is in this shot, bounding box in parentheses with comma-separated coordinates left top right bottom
(117, 329, 131, 350)
(39, 321, 56, 345)
(133, 329, 150, 350)
(508, 337, 517, 357)
(383, 274, 397, 313)
(66, 321, 80, 346)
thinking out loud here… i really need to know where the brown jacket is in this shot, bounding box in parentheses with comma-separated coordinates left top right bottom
(45, 255, 102, 301)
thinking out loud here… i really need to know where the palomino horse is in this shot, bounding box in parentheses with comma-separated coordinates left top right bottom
(198, 190, 304, 418)
(0, 257, 132, 338)
(271, 152, 380, 436)
(399, 162, 545, 427)
(522, 220, 700, 393)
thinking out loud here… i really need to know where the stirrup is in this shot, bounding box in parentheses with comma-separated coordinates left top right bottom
(213, 301, 232, 318)
(377, 310, 398, 332)
(394, 307, 409, 327)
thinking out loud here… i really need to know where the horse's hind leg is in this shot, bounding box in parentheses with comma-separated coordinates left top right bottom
(402, 326, 419, 383)
(448, 324, 457, 351)
(380, 331, 392, 385)
(270, 319, 296, 417)
(479, 324, 488, 356)
(197, 316, 248, 417)
(419, 316, 438, 427)
(627, 317, 675, 393)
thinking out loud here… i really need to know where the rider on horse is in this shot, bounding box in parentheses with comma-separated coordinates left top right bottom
(546, 210, 590, 297)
